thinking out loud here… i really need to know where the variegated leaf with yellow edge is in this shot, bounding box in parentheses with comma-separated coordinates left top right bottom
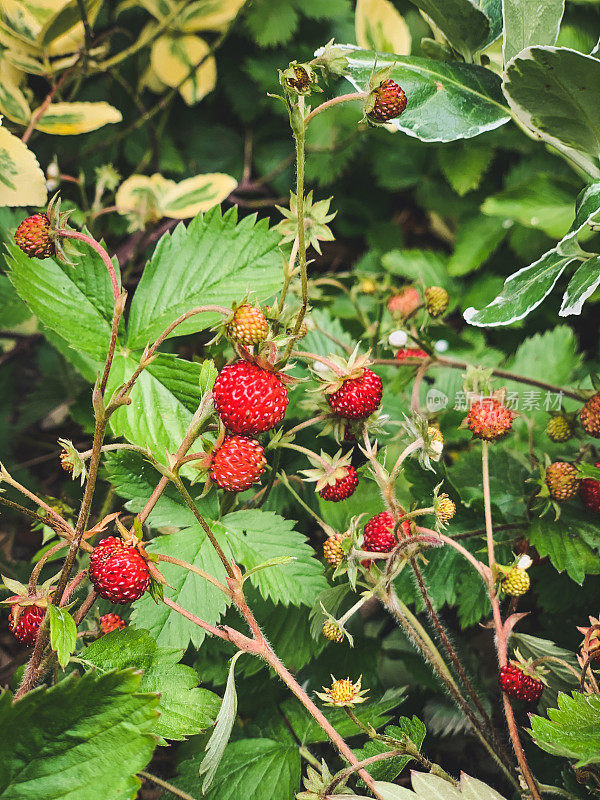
(135, 0, 177, 20)
(179, 0, 247, 32)
(0, 46, 25, 85)
(162, 173, 237, 218)
(115, 172, 237, 230)
(115, 174, 176, 231)
(151, 34, 216, 105)
(355, 0, 412, 55)
(33, 101, 122, 135)
(0, 118, 47, 207)
(0, 78, 30, 126)
(0, 0, 101, 56)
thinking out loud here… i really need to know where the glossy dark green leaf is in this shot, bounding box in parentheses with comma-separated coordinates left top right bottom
(338, 46, 510, 142)
(504, 46, 600, 158)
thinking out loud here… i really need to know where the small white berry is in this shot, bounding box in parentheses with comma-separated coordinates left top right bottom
(388, 330, 408, 347)
(434, 339, 449, 353)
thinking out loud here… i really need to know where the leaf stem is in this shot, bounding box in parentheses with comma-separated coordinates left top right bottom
(481, 442, 543, 800)
(139, 770, 198, 800)
(303, 92, 368, 127)
(373, 356, 584, 402)
(157, 554, 231, 596)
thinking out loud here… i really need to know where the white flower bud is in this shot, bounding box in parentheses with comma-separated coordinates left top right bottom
(435, 339, 449, 353)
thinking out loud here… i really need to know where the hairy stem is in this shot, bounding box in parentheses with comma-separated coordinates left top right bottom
(481, 443, 543, 800)
(303, 92, 368, 127)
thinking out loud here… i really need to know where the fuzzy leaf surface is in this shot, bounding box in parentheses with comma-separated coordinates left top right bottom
(530, 692, 600, 767)
(0, 670, 158, 800)
(82, 627, 220, 740)
(127, 207, 283, 349)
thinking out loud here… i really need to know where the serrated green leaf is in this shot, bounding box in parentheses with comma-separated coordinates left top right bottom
(381, 249, 451, 287)
(132, 525, 230, 649)
(217, 510, 327, 606)
(504, 46, 600, 159)
(530, 692, 600, 767)
(6, 240, 120, 358)
(48, 604, 77, 669)
(0, 670, 158, 800)
(82, 627, 220, 740)
(104, 449, 218, 528)
(502, 0, 563, 63)
(339, 46, 510, 142)
(105, 352, 204, 467)
(560, 255, 600, 316)
(199, 651, 242, 792)
(355, 717, 426, 782)
(160, 738, 301, 800)
(127, 207, 283, 349)
(528, 516, 600, 584)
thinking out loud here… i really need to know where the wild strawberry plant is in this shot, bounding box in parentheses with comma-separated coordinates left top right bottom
(1, 2, 600, 800)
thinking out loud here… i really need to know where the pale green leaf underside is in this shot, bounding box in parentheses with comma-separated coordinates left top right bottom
(502, 0, 564, 64)
(504, 46, 600, 159)
(337, 46, 510, 142)
(406, 0, 495, 57)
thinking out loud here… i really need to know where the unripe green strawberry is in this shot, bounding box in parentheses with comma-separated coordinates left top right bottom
(501, 567, 530, 597)
(424, 286, 449, 317)
(546, 415, 574, 443)
(323, 532, 348, 567)
(227, 305, 269, 346)
(367, 79, 407, 123)
(580, 393, 600, 439)
(545, 461, 580, 502)
(436, 494, 456, 525)
(14, 214, 54, 258)
(322, 620, 343, 642)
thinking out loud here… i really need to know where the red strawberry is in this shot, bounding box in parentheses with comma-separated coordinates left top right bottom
(328, 369, 382, 420)
(499, 664, 543, 703)
(387, 287, 421, 318)
(466, 398, 514, 442)
(89, 537, 150, 604)
(580, 394, 600, 438)
(395, 347, 428, 361)
(580, 463, 600, 514)
(8, 604, 45, 645)
(318, 466, 358, 501)
(368, 79, 407, 123)
(363, 511, 397, 553)
(14, 214, 54, 258)
(210, 435, 266, 492)
(213, 361, 288, 434)
(99, 613, 126, 634)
